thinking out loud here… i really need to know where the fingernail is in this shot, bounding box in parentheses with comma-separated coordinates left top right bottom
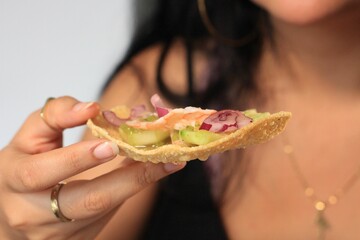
(93, 141, 119, 160)
(73, 102, 95, 112)
(164, 162, 186, 173)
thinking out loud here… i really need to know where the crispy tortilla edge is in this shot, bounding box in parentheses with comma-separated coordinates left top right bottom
(87, 111, 292, 163)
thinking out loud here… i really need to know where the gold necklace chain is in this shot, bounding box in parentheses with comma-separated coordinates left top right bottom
(282, 136, 360, 240)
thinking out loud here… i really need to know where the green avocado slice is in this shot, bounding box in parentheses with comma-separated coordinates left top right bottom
(119, 124, 170, 147)
(243, 109, 270, 121)
(179, 128, 223, 146)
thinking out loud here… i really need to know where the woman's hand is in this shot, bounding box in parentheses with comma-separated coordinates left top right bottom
(0, 96, 185, 239)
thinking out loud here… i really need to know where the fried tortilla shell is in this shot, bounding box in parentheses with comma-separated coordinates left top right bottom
(87, 107, 291, 163)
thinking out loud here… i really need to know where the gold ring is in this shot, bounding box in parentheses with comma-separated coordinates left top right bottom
(50, 182, 75, 222)
(40, 97, 57, 130)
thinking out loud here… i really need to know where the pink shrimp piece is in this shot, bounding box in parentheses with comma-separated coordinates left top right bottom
(126, 107, 216, 130)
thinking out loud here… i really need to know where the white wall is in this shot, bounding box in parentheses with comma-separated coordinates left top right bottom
(0, 0, 133, 147)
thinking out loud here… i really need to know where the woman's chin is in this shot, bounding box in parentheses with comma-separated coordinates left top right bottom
(252, 0, 356, 26)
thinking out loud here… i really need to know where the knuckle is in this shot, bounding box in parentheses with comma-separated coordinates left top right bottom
(7, 216, 26, 230)
(16, 162, 42, 190)
(4, 208, 29, 230)
(46, 96, 77, 129)
(83, 190, 112, 213)
(136, 163, 156, 187)
(58, 95, 76, 102)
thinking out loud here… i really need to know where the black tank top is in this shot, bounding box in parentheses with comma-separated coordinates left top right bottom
(140, 160, 228, 240)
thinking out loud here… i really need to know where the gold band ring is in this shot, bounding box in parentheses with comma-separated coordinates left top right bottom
(50, 182, 75, 222)
(40, 97, 57, 130)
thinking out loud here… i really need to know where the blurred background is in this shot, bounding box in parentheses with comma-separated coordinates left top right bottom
(0, 0, 134, 147)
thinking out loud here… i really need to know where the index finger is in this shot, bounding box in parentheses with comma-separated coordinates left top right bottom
(10, 96, 100, 154)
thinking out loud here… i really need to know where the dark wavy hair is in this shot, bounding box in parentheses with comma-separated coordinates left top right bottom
(104, 0, 268, 109)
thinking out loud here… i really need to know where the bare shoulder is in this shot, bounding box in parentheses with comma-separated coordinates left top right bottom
(104, 39, 205, 108)
(99, 43, 164, 109)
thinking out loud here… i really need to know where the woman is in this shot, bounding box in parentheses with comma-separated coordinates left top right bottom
(1, 0, 359, 239)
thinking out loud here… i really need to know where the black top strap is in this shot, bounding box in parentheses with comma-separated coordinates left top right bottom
(140, 160, 228, 240)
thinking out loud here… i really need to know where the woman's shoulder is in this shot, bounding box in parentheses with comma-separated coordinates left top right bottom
(99, 43, 165, 108)
(135, 39, 191, 93)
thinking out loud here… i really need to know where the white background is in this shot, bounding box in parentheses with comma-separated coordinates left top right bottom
(0, 0, 133, 147)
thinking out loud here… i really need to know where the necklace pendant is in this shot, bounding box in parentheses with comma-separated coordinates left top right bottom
(316, 209, 330, 240)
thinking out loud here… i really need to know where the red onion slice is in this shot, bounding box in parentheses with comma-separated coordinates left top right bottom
(130, 105, 146, 119)
(150, 94, 170, 117)
(156, 107, 170, 117)
(103, 110, 128, 127)
(199, 110, 253, 133)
